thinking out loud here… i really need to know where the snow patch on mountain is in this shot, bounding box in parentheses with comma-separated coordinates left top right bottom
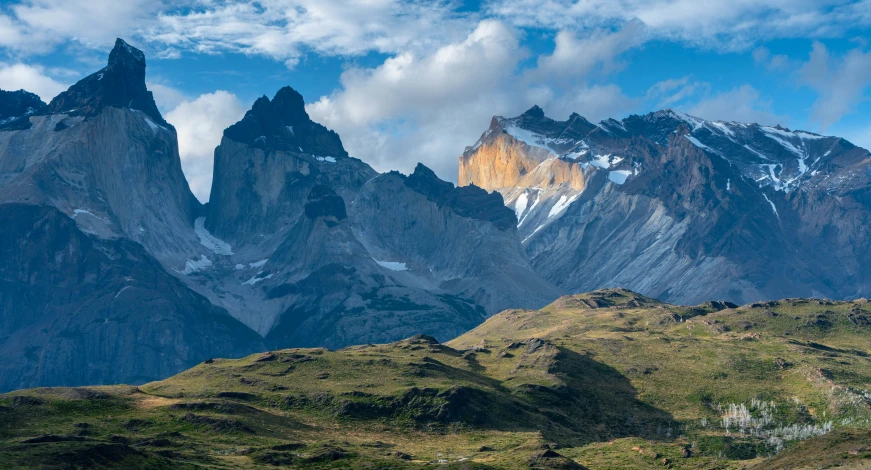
(763, 164, 788, 191)
(501, 121, 574, 153)
(194, 217, 234, 255)
(514, 192, 529, 222)
(763, 193, 780, 219)
(685, 135, 717, 154)
(548, 194, 580, 218)
(143, 117, 160, 132)
(707, 121, 736, 138)
(522, 223, 546, 243)
(663, 109, 705, 130)
(564, 149, 588, 160)
(242, 272, 272, 285)
(743, 144, 771, 161)
(609, 170, 631, 185)
(375, 260, 408, 271)
(519, 190, 542, 227)
(73, 209, 103, 220)
(183, 255, 213, 275)
(761, 128, 804, 157)
(503, 125, 552, 152)
(590, 154, 612, 169)
(113, 285, 133, 299)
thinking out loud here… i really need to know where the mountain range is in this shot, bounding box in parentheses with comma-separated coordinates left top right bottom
(1, 38, 870, 393)
(0, 39, 557, 393)
(460, 105, 871, 304)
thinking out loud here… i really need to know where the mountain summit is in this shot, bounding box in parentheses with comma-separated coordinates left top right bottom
(197, 88, 559, 346)
(461, 106, 871, 304)
(48, 38, 169, 128)
(0, 38, 260, 393)
(223, 86, 346, 157)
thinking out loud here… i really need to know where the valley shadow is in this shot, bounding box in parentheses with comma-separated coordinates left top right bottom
(331, 342, 676, 449)
(447, 345, 676, 448)
(524, 346, 677, 447)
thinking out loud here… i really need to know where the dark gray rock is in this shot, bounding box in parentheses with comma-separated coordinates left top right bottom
(223, 86, 346, 157)
(0, 204, 263, 393)
(190, 88, 562, 346)
(49, 39, 169, 128)
(0, 89, 47, 131)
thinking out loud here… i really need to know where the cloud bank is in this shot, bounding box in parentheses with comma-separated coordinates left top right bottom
(0, 0, 869, 197)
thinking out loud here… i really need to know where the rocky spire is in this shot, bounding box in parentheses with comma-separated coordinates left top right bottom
(48, 38, 170, 128)
(223, 86, 348, 158)
(521, 105, 546, 119)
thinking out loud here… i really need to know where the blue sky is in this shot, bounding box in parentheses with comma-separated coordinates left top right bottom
(0, 0, 869, 201)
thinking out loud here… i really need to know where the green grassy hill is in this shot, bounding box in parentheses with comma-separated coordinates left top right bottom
(2, 289, 870, 469)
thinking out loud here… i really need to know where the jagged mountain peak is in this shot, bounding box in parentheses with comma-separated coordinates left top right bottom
(635, 108, 812, 139)
(460, 107, 591, 194)
(48, 38, 169, 128)
(469, 105, 865, 196)
(495, 107, 596, 146)
(458, 99, 871, 307)
(521, 104, 545, 118)
(405, 162, 458, 201)
(0, 89, 48, 131)
(108, 38, 146, 69)
(406, 162, 517, 231)
(271, 86, 308, 121)
(223, 86, 347, 158)
(246, 86, 309, 125)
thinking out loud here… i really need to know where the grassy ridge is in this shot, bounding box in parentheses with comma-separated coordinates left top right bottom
(1, 289, 870, 468)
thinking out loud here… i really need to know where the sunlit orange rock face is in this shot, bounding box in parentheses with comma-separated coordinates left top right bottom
(458, 133, 585, 192)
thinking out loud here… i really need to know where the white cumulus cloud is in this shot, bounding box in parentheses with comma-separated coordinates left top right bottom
(485, 0, 871, 51)
(0, 0, 164, 53)
(799, 41, 871, 130)
(685, 85, 788, 126)
(0, 63, 67, 101)
(165, 91, 246, 202)
(529, 20, 646, 83)
(307, 20, 526, 180)
(144, 0, 474, 68)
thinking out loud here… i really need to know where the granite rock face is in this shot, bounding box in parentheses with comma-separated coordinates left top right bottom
(460, 107, 871, 304)
(186, 90, 561, 343)
(205, 87, 376, 239)
(0, 40, 558, 378)
(0, 204, 263, 393)
(350, 165, 562, 315)
(0, 40, 263, 392)
(49, 39, 169, 128)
